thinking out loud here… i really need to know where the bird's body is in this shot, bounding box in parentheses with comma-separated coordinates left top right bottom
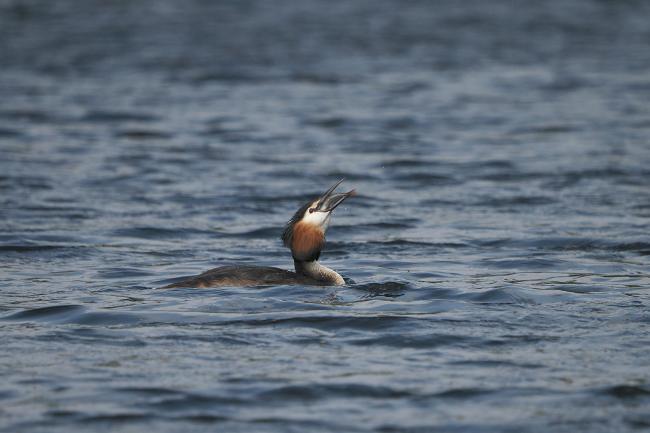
(161, 265, 323, 288)
(159, 180, 355, 289)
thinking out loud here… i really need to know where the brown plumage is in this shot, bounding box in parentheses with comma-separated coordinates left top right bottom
(290, 221, 325, 262)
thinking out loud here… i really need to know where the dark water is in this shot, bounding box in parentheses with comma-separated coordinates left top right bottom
(2, 0, 650, 431)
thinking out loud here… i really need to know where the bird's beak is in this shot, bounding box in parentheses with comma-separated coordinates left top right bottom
(315, 179, 356, 213)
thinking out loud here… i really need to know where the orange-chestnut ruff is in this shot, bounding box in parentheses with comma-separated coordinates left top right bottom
(290, 221, 325, 262)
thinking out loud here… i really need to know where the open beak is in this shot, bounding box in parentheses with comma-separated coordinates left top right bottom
(315, 179, 356, 213)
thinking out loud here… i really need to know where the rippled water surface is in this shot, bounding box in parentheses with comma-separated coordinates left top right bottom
(2, 0, 650, 432)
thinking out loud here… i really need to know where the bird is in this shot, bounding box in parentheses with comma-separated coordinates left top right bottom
(159, 179, 355, 288)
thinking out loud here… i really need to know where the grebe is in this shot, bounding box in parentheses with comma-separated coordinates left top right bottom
(160, 180, 355, 288)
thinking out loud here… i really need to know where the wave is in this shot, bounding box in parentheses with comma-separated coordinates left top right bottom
(2, 305, 141, 326)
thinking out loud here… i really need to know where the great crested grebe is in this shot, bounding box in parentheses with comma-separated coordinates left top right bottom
(160, 180, 355, 288)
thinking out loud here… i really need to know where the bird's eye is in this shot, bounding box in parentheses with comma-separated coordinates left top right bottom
(308, 208, 314, 213)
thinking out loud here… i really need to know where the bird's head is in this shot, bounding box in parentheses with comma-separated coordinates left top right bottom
(281, 179, 355, 262)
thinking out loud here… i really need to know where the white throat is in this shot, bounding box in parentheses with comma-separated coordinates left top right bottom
(294, 260, 345, 285)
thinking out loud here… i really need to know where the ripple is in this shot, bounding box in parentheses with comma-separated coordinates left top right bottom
(369, 240, 469, 249)
(602, 385, 650, 399)
(380, 159, 432, 168)
(190, 71, 273, 84)
(464, 288, 541, 304)
(509, 124, 579, 135)
(473, 196, 556, 207)
(111, 227, 215, 240)
(394, 172, 457, 185)
(79, 413, 151, 424)
(116, 129, 173, 140)
(479, 258, 562, 270)
(433, 387, 494, 399)
(96, 267, 155, 279)
(82, 110, 159, 123)
(258, 383, 411, 401)
(118, 386, 194, 396)
(2, 304, 85, 321)
(486, 237, 650, 255)
(143, 391, 245, 410)
(449, 359, 543, 369)
(348, 333, 480, 349)
(336, 221, 417, 233)
(239, 315, 413, 331)
(3, 305, 141, 326)
(219, 226, 280, 238)
(0, 108, 57, 123)
(0, 389, 17, 400)
(0, 244, 69, 252)
(304, 116, 348, 129)
(0, 127, 23, 137)
(353, 281, 411, 293)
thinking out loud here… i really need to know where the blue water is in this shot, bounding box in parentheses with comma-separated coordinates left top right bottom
(2, 0, 650, 431)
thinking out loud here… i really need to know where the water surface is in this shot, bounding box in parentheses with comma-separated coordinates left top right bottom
(1, 0, 650, 432)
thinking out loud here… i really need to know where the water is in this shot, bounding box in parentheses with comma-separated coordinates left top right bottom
(1, 0, 650, 431)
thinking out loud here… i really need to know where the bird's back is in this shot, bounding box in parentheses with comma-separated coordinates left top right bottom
(159, 265, 322, 288)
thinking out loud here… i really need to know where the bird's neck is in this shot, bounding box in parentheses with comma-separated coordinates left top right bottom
(294, 260, 345, 285)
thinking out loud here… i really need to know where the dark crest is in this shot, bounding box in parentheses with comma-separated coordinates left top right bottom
(281, 201, 311, 248)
